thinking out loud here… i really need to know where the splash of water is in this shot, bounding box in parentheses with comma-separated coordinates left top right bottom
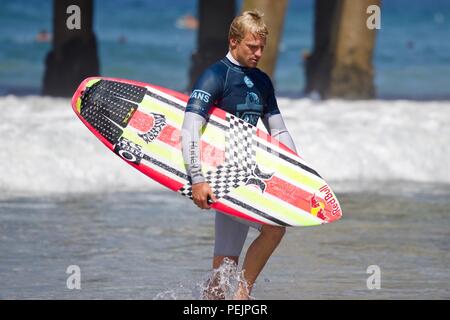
(153, 289, 178, 300)
(153, 258, 256, 300)
(198, 258, 254, 300)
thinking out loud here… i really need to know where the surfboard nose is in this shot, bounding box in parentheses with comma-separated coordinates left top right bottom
(71, 77, 101, 114)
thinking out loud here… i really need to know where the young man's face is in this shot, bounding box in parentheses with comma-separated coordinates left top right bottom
(230, 32, 266, 68)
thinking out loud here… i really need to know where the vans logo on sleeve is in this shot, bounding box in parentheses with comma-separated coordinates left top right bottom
(190, 90, 211, 103)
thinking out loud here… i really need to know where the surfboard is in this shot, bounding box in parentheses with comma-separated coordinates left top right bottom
(71, 77, 342, 227)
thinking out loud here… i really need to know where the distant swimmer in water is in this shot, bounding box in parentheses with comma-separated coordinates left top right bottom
(176, 14, 199, 30)
(118, 35, 127, 44)
(36, 29, 52, 43)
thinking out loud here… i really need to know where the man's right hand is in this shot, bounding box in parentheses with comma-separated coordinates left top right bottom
(192, 182, 217, 210)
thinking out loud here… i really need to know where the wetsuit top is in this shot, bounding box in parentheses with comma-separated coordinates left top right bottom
(185, 53, 280, 126)
(182, 53, 297, 185)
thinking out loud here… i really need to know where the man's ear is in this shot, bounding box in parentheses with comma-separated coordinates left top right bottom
(229, 37, 238, 49)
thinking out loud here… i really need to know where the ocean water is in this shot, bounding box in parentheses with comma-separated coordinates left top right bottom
(0, 0, 450, 98)
(0, 188, 449, 300)
(0, 96, 449, 299)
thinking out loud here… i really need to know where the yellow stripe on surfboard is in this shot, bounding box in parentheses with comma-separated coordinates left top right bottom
(76, 98, 82, 113)
(140, 97, 183, 125)
(255, 150, 323, 191)
(86, 78, 101, 88)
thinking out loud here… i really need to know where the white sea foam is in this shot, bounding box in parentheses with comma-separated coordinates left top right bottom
(277, 97, 450, 186)
(0, 95, 448, 197)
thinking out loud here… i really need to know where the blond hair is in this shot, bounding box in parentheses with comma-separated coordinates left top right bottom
(228, 10, 268, 43)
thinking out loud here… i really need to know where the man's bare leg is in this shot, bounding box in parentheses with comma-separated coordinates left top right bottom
(203, 256, 239, 300)
(234, 225, 286, 299)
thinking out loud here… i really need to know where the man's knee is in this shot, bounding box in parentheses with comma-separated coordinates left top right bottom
(261, 225, 286, 242)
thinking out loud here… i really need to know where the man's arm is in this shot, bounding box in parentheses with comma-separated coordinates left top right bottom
(181, 112, 217, 209)
(181, 67, 223, 209)
(181, 112, 206, 185)
(261, 72, 298, 153)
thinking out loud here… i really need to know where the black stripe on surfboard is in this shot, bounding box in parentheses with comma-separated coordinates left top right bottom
(141, 154, 189, 181)
(207, 119, 228, 131)
(222, 195, 291, 227)
(146, 90, 185, 111)
(145, 90, 229, 130)
(255, 141, 322, 179)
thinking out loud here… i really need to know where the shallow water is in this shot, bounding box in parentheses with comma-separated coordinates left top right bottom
(0, 184, 448, 300)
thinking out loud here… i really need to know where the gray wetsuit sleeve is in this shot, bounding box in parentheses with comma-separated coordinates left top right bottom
(262, 113, 297, 153)
(181, 111, 206, 185)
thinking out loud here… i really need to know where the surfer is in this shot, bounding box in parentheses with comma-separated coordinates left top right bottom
(181, 10, 297, 300)
(176, 14, 199, 30)
(36, 29, 52, 43)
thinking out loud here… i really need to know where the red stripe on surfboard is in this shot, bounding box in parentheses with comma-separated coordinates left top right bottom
(151, 122, 226, 167)
(128, 161, 185, 191)
(157, 125, 179, 148)
(212, 202, 268, 225)
(209, 107, 227, 121)
(128, 109, 154, 132)
(200, 140, 225, 166)
(263, 175, 334, 218)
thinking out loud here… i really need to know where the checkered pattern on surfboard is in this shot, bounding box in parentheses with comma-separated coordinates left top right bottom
(179, 114, 257, 199)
